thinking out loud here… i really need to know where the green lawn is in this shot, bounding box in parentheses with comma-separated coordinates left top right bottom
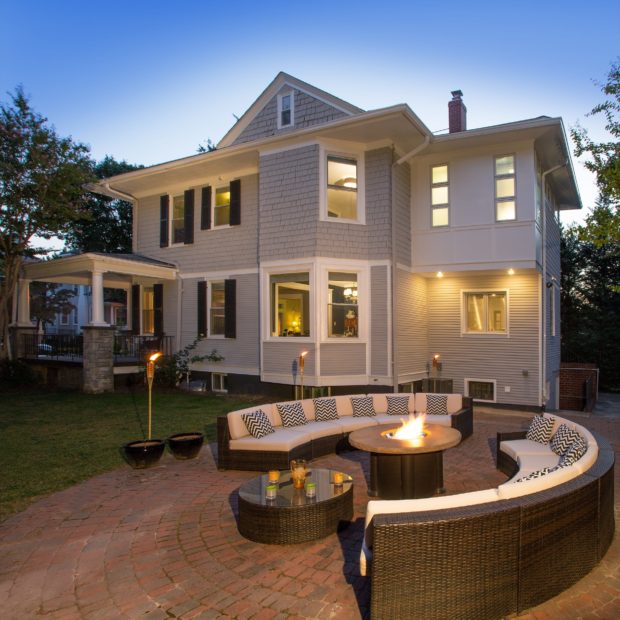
(0, 389, 270, 522)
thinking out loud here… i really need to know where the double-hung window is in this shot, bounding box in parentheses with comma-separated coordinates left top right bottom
(270, 272, 310, 337)
(171, 194, 185, 243)
(431, 164, 449, 227)
(209, 282, 225, 336)
(464, 291, 507, 333)
(278, 92, 293, 128)
(327, 272, 358, 338)
(214, 186, 231, 227)
(495, 155, 516, 221)
(327, 156, 358, 220)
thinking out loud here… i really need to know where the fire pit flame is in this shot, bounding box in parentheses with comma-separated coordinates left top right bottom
(387, 413, 427, 440)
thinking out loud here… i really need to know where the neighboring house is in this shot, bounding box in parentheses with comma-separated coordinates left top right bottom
(21, 73, 581, 408)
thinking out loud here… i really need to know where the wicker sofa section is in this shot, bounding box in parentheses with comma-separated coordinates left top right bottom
(217, 393, 473, 471)
(367, 433, 614, 620)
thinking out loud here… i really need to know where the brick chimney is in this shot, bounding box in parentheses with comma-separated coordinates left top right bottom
(448, 90, 467, 133)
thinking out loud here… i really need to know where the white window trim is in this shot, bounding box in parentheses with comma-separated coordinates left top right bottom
(261, 263, 315, 343)
(319, 264, 368, 343)
(430, 163, 450, 228)
(277, 90, 294, 129)
(208, 280, 226, 339)
(319, 145, 366, 225)
(548, 282, 557, 338)
(212, 184, 232, 230)
(494, 153, 517, 222)
(461, 288, 510, 336)
(464, 377, 497, 403)
(211, 372, 228, 393)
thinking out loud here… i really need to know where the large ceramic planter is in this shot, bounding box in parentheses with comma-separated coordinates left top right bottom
(167, 432, 204, 460)
(123, 439, 166, 469)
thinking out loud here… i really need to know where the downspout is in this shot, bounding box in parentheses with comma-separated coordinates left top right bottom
(391, 136, 431, 390)
(540, 162, 567, 409)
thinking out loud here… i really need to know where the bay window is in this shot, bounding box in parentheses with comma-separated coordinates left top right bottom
(327, 156, 358, 220)
(270, 272, 310, 337)
(327, 272, 358, 337)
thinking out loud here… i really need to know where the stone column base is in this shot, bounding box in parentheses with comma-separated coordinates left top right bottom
(82, 326, 114, 394)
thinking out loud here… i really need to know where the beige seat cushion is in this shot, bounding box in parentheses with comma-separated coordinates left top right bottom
(339, 416, 379, 433)
(499, 439, 555, 460)
(229, 427, 308, 452)
(498, 464, 580, 498)
(334, 395, 354, 417)
(303, 420, 343, 440)
(424, 414, 453, 427)
(517, 454, 561, 473)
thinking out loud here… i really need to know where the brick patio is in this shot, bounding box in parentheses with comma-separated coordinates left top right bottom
(1, 401, 619, 620)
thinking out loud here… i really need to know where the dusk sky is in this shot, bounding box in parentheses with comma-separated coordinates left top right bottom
(2, 0, 619, 231)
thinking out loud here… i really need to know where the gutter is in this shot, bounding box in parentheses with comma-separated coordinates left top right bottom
(540, 161, 567, 408)
(101, 183, 140, 254)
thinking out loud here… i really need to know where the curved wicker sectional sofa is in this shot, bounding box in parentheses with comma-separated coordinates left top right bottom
(362, 414, 615, 620)
(217, 393, 473, 471)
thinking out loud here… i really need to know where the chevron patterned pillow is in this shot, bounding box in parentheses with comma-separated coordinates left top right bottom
(515, 465, 560, 483)
(386, 395, 410, 416)
(241, 410, 275, 439)
(351, 396, 376, 417)
(314, 398, 339, 421)
(276, 401, 308, 427)
(550, 424, 582, 455)
(525, 415, 555, 444)
(559, 439, 587, 466)
(426, 394, 449, 415)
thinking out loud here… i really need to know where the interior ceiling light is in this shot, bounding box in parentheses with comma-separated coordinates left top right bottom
(436, 271, 444, 278)
(508, 268, 515, 275)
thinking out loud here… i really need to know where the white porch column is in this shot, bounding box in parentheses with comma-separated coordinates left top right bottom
(90, 270, 108, 326)
(17, 278, 33, 325)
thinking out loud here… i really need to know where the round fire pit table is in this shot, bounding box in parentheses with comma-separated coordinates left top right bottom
(348, 423, 461, 500)
(237, 468, 353, 544)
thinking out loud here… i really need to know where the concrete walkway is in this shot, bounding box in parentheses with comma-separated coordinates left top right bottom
(1, 399, 619, 619)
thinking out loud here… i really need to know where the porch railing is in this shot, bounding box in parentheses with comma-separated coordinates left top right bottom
(21, 333, 84, 360)
(113, 334, 174, 363)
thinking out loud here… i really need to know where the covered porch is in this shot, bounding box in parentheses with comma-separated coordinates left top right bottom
(13, 253, 178, 392)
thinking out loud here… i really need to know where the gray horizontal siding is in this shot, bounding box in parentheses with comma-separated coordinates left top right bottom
(426, 273, 540, 406)
(321, 343, 366, 375)
(371, 265, 389, 376)
(135, 174, 259, 272)
(396, 270, 428, 377)
(263, 342, 316, 376)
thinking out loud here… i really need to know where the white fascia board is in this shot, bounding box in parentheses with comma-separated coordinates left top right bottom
(434, 116, 563, 143)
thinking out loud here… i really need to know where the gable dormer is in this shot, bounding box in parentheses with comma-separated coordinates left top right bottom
(218, 72, 363, 148)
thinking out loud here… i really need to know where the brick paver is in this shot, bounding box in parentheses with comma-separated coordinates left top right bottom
(1, 402, 619, 619)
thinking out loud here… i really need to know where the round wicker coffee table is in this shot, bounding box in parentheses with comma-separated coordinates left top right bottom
(237, 468, 353, 544)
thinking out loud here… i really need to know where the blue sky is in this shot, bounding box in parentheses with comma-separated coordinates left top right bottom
(2, 0, 619, 229)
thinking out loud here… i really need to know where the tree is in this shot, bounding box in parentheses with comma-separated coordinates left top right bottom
(571, 60, 620, 244)
(0, 86, 93, 359)
(29, 282, 76, 332)
(197, 138, 216, 153)
(64, 156, 143, 254)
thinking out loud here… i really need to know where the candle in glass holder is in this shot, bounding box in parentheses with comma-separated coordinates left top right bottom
(305, 482, 316, 498)
(265, 484, 277, 500)
(290, 459, 307, 489)
(268, 470, 280, 483)
(333, 471, 344, 485)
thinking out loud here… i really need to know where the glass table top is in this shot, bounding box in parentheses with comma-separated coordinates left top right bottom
(238, 468, 353, 508)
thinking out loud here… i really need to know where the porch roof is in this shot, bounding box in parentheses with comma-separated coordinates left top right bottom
(23, 253, 178, 288)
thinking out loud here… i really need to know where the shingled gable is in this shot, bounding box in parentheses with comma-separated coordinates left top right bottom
(217, 72, 364, 148)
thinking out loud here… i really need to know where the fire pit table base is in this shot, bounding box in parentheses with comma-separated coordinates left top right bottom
(370, 451, 444, 499)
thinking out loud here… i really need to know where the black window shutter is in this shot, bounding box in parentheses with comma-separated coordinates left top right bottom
(131, 284, 140, 335)
(201, 186, 212, 230)
(224, 279, 236, 338)
(230, 179, 241, 226)
(160, 195, 169, 247)
(153, 283, 164, 337)
(183, 189, 194, 244)
(197, 281, 207, 337)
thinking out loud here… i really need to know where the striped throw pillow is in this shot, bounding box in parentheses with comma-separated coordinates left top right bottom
(550, 424, 581, 455)
(426, 394, 449, 415)
(386, 395, 410, 416)
(276, 401, 308, 427)
(351, 396, 376, 417)
(241, 410, 275, 439)
(314, 398, 339, 421)
(525, 415, 554, 444)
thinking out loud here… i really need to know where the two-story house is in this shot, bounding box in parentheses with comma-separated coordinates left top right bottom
(19, 73, 580, 408)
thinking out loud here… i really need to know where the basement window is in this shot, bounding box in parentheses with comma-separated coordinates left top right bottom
(465, 378, 496, 402)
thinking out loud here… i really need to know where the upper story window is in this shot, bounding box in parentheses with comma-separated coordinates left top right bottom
(327, 156, 358, 220)
(214, 186, 231, 227)
(270, 272, 310, 337)
(277, 91, 294, 129)
(209, 281, 225, 336)
(463, 291, 507, 334)
(172, 194, 185, 243)
(327, 272, 358, 338)
(431, 164, 449, 227)
(495, 155, 516, 221)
